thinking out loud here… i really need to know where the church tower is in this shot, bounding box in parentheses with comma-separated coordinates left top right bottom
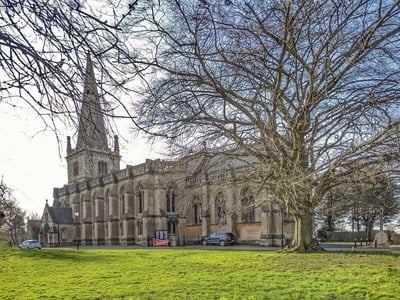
(66, 54, 121, 184)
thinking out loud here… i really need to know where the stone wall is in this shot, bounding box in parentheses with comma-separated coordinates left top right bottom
(325, 230, 399, 244)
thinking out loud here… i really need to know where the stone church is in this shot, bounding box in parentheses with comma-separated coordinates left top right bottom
(39, 55, 293, 247)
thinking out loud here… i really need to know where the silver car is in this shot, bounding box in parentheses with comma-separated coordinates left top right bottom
(19, 240, 42, 250)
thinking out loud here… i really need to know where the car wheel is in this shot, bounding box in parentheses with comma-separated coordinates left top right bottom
(202, 240, 207, 246)
(219, 240, 225, 246)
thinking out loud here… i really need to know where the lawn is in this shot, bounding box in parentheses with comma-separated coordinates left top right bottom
(1, 241, 400, 299)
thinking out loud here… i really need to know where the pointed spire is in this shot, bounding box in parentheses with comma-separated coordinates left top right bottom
(76, 53, 108, 150)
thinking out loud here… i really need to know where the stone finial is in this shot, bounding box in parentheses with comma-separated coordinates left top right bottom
(67, 136, 72, 154)
(114, 135, 119, 153)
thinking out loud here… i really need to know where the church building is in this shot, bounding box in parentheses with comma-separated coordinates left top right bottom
(39, 55, 293, 247)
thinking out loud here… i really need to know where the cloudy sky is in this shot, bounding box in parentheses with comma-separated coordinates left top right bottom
(0, 106, 162, 216)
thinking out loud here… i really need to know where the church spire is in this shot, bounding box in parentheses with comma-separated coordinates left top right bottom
(76, 53, 108, 150)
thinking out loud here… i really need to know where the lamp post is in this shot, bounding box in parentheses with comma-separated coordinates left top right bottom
(74, 211, 79, 250)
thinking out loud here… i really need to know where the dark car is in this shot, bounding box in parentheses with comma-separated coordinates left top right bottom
(201, 232, 236, 246)
(19, 240, 42, 250)
(312, 235, 320, 246)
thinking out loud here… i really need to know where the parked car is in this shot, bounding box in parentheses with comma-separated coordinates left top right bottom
(201, 232, 236, 246)
(19, 240, 42, 250)
(312, 235, 320, 246)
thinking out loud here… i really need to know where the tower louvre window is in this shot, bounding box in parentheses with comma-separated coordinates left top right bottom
(98, 161, 107, 175)
(73, 161, 79, 176)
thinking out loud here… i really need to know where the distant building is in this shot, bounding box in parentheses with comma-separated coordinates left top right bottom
(39, 55, 293, 247)
(26, 217, 41, 241)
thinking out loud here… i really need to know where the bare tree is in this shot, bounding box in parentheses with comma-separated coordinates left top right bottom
(0, 0, 139, 145)
(118, 1, 400, 251)
(317, 173, 399, 239)
(0, 178, 26, 245)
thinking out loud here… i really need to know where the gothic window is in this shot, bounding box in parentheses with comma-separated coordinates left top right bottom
(166, 189, 175, 213)
(73, 161, 79, 176)
(138, 220, 143, 235)
(191, 195, 202, 224)
(120, 187, 128, 215)
(241, 188, 255, 223)
(98, 161, 107, 175)
(194, 202, 202, 224)
(168, 220, 177, 234)
(138, 189, 144, 214)
(215, 192, 226, 225)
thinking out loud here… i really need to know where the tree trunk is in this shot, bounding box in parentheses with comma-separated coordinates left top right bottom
(285, 211, 320, 252)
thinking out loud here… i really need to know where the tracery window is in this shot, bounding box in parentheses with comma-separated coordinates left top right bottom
(166, 189, 175, 213)
(241, 188, 255, 223)
(194, 203, 202, 224)
(192, 195, 202, 224)
(215, 192, 226, 225)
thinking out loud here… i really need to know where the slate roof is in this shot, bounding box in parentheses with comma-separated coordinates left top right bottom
(48, 206, 74, 224)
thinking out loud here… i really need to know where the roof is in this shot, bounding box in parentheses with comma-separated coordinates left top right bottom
(47, 206, 74, 224)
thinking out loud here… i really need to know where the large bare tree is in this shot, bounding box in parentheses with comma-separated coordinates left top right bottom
(119, 1, 400, 251)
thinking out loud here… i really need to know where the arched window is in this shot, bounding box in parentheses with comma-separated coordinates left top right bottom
(215, 192, 226, 225)
(192, 195, 202, 224)
(137, 220, 143, 235)
(73, 161, 79, 176)
(241, 188, 255, 223)
(138, 188, 144, 214)
(98, 161, 108, 175)
(166, 189, 175, 213)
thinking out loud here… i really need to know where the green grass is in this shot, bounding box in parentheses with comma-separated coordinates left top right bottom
(1, 242, 400, 299)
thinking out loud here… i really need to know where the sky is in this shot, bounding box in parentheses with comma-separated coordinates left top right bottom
(0, 106, 163, 217)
